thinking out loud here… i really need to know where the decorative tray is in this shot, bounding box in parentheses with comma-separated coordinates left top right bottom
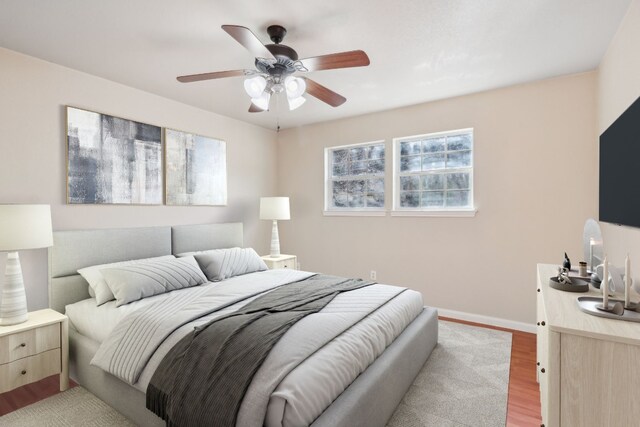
(576, 297, 640, 323)
(549, 277, 589, 292)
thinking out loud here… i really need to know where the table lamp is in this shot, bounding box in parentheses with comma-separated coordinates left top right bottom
(0, 205, 53, 325)
(259, 197, 290, 257)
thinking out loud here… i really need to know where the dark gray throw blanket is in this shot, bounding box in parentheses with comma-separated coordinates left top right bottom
(146, 274, 374, 427)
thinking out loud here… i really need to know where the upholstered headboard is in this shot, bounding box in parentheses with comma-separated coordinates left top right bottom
(48, 222, 243, 313)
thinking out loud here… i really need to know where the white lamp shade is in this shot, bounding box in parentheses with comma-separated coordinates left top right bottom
(244, 76, 267, 98)
(251, 92, 271, 111)
(284, 76, 306, 98)
(260, 197, 290, 220)
(0, 205, 53, 251)
(287, 95, 306, 111)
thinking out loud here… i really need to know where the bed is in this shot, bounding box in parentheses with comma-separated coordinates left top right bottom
(48, 223, 438, 427)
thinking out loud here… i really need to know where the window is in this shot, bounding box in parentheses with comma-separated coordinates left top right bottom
(325, 141, 385, 214)
(394, 129, 474, 214)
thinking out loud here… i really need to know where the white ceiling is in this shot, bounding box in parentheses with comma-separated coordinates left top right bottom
(0, 0, 631, 130)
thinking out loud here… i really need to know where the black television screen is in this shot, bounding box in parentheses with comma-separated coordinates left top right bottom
(600, 95, 640, 228)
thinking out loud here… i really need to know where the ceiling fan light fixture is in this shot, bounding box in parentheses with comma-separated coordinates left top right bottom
(251, 92, 271, 111)
(285, 76, 306, 98)
(244, 75, 267, 98)
(287, 95, 306, 111)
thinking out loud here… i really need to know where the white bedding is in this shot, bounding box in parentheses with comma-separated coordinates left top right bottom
(66, 269, 424, 427)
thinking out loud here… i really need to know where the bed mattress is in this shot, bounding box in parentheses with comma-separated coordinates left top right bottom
(65, 269, 424, 427)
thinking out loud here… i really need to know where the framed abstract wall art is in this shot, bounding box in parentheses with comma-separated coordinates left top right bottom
(165, 128, 227, 206)
(66, 106, 163, 204)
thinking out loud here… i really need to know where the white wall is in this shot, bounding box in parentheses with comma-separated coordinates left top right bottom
(0, 47, 278, 311)
(277, 73, 598, 326)
(597, 0, 640, 280)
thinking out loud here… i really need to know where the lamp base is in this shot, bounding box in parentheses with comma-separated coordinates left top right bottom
(0, 252, 29, 326)
(269, 220, 281, 257)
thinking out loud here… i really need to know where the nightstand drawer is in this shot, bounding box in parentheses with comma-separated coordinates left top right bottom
(0, 348, 61, 393)
(0, 323, 60, 364)
(279, 259, 295, 269)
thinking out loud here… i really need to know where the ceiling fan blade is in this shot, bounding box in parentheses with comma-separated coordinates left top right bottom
(301, 77, 347, 107)
(177, 69, 248, 83)
(249, 103, 265, 113)
(299, 50, 370, 72)
(222, 25, 275, 60)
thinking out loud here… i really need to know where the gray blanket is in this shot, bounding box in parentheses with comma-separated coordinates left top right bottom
(146, 274, 374, 427)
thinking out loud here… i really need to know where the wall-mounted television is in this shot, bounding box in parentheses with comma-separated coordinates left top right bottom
(599, 95, 640, 228)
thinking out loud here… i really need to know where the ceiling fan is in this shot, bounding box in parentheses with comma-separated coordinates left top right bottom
(176, 25, 370, 113)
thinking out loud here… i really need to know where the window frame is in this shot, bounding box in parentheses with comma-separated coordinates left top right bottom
(324, 140, 387, 216)
(392, 128, 476, 217)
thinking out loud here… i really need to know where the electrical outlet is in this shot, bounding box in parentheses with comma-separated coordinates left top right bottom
(370, 270, 377, 280)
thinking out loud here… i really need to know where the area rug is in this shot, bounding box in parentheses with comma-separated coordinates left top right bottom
(387, 320, 512, 427)
(0, 320, 511, 427)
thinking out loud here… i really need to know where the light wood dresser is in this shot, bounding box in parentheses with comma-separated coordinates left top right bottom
(537, 263, 640, 426)
(0, 308, 69, 393)
(261, 254, 297, 270)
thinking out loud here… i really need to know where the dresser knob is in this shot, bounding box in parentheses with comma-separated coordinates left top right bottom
(537, 362, 540, 366)
(541, 368, 546, 373)
(537, 288, 540, 292)
(21, 370, 27, 375)
(537, 322, 540, 326)
(20, 343, 26, 347)
(541, 321, 546, 326)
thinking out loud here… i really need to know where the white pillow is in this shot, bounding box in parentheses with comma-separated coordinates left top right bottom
(78, 255, 175, 306)
(179, 247, 267, 282)
(101, 256, 207, 307)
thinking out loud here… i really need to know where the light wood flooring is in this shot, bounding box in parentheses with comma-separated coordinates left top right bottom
(0, 318, 541, 425)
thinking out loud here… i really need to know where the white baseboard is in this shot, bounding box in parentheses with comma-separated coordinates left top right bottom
(436, 307, 537, 334)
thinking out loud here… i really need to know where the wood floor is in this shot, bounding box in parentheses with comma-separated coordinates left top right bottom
(0, 319, 542, 426)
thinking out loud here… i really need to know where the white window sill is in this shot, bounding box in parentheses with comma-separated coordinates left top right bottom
(390, 208, 477, 217)
(323, 210, 387, 217)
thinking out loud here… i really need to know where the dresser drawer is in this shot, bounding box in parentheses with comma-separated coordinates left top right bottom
(279, 259, 296, 269)
(0, 348, 61, 393)
(0, 323, 60, 364)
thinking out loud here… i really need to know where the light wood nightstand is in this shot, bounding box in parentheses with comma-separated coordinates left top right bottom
(0, 309, 69, 393)
(261, 254, 297, 270)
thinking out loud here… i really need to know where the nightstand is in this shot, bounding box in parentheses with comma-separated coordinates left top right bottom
(0, 308, 69, 393)
(261, 254, 297, 270)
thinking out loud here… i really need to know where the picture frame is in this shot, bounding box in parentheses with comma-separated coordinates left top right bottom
(164, 128, 227, 206)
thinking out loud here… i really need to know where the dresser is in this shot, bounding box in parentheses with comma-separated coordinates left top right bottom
(261, 254, 297, 270)
(537, 263, 640, 426)
(0, 309, 69, 393)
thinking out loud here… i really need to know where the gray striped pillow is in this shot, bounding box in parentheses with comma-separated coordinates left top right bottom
(101, 256, 207, 307)
(189, 248, 267, 282)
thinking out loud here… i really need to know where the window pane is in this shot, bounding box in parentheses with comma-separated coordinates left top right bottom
(367, 178, 384, 193)
(351, 161, 368, 175)
(422, 174, 444, 190)
(422, 153, 446, 170)
(332, 162, 348, 177)
(422, 137, 446, 153)
(400, 176, 420, 191)
(332, 149, 349, 163)
(446, 190, 470, 207)
(400, 155, 421, 172)
(366, 193, 384, 208)
(447, 134, 472, 151)
(350, 147, 368, 161)
(400, 192, 420, 207)
(421, 191, 444, 207)
(349, 193, 365, 207)
(332, 192, 348, 207)
(369, 145, 385, 159)
(447, 150, 471, 168)
(348, 180, 366, 193)
(333, 180, 348, 193)
(446, 173, 470, 189)
(367, 159, 385, 174)
(400, 141, 421, 156)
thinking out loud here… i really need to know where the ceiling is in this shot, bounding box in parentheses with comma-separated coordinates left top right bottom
(0, 0, 632, 130)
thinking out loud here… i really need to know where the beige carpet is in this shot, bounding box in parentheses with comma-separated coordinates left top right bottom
(0, 320, 511, 427)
